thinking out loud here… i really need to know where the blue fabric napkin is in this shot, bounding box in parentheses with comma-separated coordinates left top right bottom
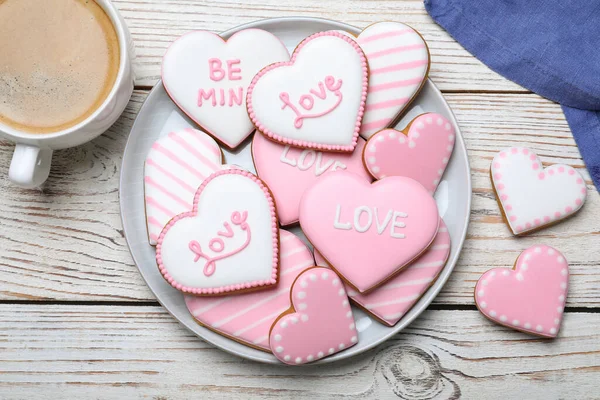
(425, 0, 600, 191)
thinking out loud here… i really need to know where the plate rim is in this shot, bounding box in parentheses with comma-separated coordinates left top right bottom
(119, 16, 472, 365)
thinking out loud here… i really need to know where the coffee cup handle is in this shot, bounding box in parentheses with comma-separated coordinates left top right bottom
(9, 144, 53, 188)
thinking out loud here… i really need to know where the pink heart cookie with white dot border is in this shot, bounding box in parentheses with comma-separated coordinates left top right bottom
(491, 147, 587, 235)
(269, 267, 357, 365)
(363, 113, 455, 193)
(475, 245, 568, 338)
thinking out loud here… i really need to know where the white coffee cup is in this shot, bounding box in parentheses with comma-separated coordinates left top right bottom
(0, 0, 135, 188)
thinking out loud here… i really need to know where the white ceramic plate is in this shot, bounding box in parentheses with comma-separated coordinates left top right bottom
(120, 17, 471, 364)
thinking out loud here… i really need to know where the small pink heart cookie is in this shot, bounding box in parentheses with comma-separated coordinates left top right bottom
(475, 245, 568, 338)
(145, 128, 224, 245)
(269, 267, 357, 365)
(315, 219, 450, 326)
(363, 113, 455, 193)
(247, 31, 368, 152)
(491, 147, 587, 235)
(299, 171, 439, 293)
(162, 29, 290, 149)
(156, 169, 279, 295)
(350, 22, 430, 139)
(252, 131, 372, 225)
(185, 230, 314, 351)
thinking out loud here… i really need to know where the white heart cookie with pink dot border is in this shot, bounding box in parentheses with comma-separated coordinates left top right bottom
(475, 245, 568, 338)
(491, 147, 587, 235)
(269, 267, 357, 365)
(162, 29, 290, 149)
(247, 31, 368, 152)
(363, 113, 455, 193)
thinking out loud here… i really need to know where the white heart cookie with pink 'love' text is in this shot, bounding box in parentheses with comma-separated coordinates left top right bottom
(299, 171, 439, 293)
(145, 128, 224, 245)
(315, 219, 450, 326)
(364, 113, 455, 193)
(156, 169, 279, 295)
(252, 131, 372, 225)
(247, 31, 368, 152)
(269, 267, 357, 365)
(350, 22, 430, 139)
(475, 245, 568, 338)
(162, 29, 289, 149)
(185, 230, 314, 351)
(491, 147, 587, 235)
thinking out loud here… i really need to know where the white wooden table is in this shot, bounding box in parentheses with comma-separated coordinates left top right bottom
(1, 1, 599, 399)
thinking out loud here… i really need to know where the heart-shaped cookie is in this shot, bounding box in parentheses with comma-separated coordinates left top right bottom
(491, 147, 587, 235)
(475, 245, 568, 338)
(145, 128, 224, 245)
(162, 29, 290, 149)
(350, 22, 430, 139)
(315, 219, 450, 326)
(299, 171, 439, 293)
(363, 113, 455, 193)
(247, 31, 368, 152)
(252, 131, 372, 225)
(269, 267, 357, 365)
(156, 169, 279, 295)
(184, 230, 314, 351)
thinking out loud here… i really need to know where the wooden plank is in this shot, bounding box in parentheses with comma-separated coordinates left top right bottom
(113, 0, 524, 91)
(0, 305, 598, 399)
(0, 91, 598, 304)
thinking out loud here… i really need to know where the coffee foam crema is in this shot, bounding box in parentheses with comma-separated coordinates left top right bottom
(0, 0, 120, 134)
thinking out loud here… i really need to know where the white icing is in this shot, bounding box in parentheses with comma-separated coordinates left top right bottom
(332, 205, 408, 238)
(278, 145, 348, 176)
(374, 207, 393, 235)
(354, 206, 373, 233)
(391, 211, 407, 239)
(159, 173, 275, 288)
(333, 204, 352, 230)
(250, 34, 364, 147)
(162, 29, 290, 148)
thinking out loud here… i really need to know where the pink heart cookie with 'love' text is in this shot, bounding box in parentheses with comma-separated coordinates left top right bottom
(299, 171, 439, 293)
(145, 128, 223, 245)
(248, 31, 368, 152)
(156, 169, 279, 295)
(363, 113, 455, 193)
(185, 230, 314, 351)
(315, 219, 450, 326)
(491, 147, 587, 235)
(475, 245, 568, 338)
(252, 131, 372, 225)
(162, 29, 290, 149)
(269, 267, 357, 365)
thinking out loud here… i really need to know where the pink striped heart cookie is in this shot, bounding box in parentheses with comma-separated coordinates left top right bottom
(145, 128, 224, 245)
(363, 113, 455, 193)
(299, 171, 439, 293)
(475, 245, 569, 338)
(491, 147, 587, 235)
(315, 219, 450, 326)
(351, 22, 430, 139)
(156, 169, 279, 295)
(184, 230, 314, 351)
(269, 267, 357, 365)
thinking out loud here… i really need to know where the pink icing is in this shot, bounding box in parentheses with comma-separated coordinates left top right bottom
(364, 113, 455, 193)
(184, 230, 314, 351)
(269, 267, 357, 364)
(475, 245, 568, 338)
(247, 31, 368, 152)
(299, 171, 439, 294)
(315, 219, 450, 326)
(155, 169, 279, 295)
(252, 133, 371, 225)
(491, 147, 587, 235)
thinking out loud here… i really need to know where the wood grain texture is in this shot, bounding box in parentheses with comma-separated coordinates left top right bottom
(1, 91, 598, 304)
(0, 305, 598, 399)
(112, 0, 524, 91)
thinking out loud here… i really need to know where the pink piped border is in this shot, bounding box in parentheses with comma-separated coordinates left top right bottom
(247, 31, 369, 152)
(155, 169, 280, 295)
(491, 147, 587, 235)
